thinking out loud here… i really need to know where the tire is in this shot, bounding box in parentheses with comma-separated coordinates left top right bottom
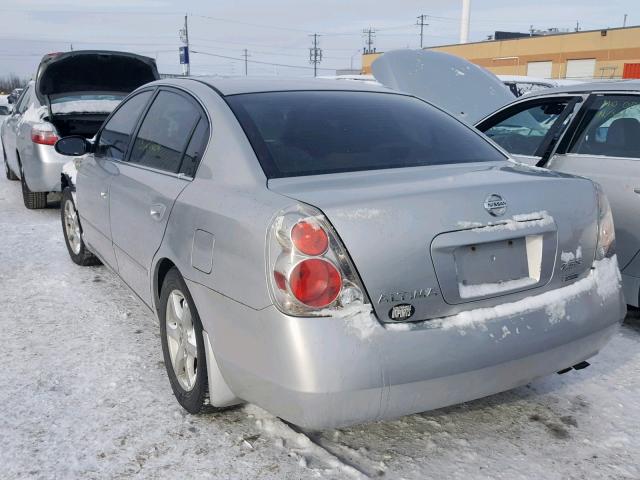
(2, 144, 18, 180)
(61, 188, 101, 266)
(159, 267, 214, 414)
(19, 159, 47, 209)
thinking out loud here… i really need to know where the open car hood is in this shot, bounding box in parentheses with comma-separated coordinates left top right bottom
(372, 50, 514, 124)
(35, 50, 159, 103)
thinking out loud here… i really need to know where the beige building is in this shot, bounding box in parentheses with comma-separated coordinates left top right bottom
(362, 25, 640, 80)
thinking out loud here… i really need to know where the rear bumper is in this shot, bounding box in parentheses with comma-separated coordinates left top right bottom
(21, 143, 67, 192)
(187, 257, 625, 430)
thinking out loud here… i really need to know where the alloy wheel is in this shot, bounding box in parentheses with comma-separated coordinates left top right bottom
(165, 290, 198, 391)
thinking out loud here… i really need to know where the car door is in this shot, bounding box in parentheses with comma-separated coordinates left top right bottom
(476, 95, 584, 165)
(77, 89, 154, 269)
(2, 86, 31, 174)
(546, 93, 640, 277)
(108, 87, 206, 305)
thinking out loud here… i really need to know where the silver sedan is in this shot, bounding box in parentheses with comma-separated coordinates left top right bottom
(55, 77, 625, 429)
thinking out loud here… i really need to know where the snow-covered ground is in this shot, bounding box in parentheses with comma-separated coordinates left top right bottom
(0, 169, 638, 479)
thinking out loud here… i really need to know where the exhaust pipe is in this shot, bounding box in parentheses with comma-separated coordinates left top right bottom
(557, 361, 590, 374)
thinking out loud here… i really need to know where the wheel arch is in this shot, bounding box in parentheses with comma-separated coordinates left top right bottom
(153, 257, 177, 314)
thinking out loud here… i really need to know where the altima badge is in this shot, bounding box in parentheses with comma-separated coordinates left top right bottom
(389, 304, 415, 321)
(484, 194, 507, 217)
(378, 288, 437, 304)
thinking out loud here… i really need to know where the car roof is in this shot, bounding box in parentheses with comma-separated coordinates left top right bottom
(527, 79, 640, 97)
(173, 76, 395, 96)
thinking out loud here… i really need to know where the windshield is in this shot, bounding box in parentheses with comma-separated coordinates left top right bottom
(227, 91, 506, 178)
(50, 94, 125, 115)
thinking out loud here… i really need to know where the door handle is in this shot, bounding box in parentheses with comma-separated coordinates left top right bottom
(150, 203, 166, 221)
(100, 191, 108, 199)
(634, 188, 640, 195)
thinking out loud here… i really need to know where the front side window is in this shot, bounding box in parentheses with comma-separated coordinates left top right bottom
(227, 91, 506, 178)
(96, 90, 152, 161)
(129, 90, 201, 173)
(568, 95, 640, 159)
(482, 100, 569, 157)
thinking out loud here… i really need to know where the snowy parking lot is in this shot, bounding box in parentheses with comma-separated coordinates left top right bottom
(0, 167, 639, 479)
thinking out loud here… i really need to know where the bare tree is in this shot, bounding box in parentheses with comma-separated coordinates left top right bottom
(0, 74, 29, 94)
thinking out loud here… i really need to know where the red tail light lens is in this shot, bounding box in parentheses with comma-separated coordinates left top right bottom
(289, 259, 342, 308)
(31, 127, 59, 146)
(291, 220, 329, 256)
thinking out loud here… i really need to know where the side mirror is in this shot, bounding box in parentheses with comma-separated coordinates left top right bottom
(7, 97, 14, 104)
(55, 136, 90, 156)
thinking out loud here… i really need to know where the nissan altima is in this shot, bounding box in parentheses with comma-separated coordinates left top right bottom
(55, 77, 625, 429)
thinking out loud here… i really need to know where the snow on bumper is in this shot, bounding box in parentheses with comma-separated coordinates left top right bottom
(187, 257, 625, 430)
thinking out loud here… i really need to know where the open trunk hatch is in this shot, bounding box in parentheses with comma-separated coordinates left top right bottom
(268, 163, 599, 323)
(371, 50, 514, 124)
(36, 50, 159, 103)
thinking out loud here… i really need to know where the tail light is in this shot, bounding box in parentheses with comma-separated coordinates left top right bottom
(267, 204, 369, 316)
(31, 123, 59, 146)
(595, 183, 615, 260)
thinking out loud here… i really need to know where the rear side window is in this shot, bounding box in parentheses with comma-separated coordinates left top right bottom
(129, 90, 201, 173)
(568, 95, 640, 159)
(482, 100, 569, 157)
(227, 91, 506, 178)
(180, 118, 210, 177)
(97, 90, 152, 160)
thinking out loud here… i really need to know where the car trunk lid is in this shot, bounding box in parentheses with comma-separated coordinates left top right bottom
(268, 162, 599, 323)
(35, 50, 159, 110)
(371, 49, 515, 124)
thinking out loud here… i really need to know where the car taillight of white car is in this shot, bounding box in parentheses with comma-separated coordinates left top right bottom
(31, 123, 59, 146)
(595, 183, 615, 261)
(267, 204, 369, 316)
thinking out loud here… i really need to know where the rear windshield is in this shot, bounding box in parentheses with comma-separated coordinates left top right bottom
(226, 91, 506, 178)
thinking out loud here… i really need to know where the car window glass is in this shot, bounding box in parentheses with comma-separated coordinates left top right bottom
(17, 87, 33, 114)
(568, 95, 640, 159)
(180, 118, 209, 177)
(96, 90, 152, 161)
(483, 100, 568, 156)
(227, 91, 506, 179)
(129, 90, 201, 173)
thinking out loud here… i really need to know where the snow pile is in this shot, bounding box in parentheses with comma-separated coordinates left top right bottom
(456, 211, 554, 232)
(246, 405, 367, 478)
(319, 303, 382, 340)
(18, 102, 47, 123)
(473, 211, 554, 233)
(561, 246, 583, 264)
(51, 100, 120, 115)
(334, 208, 385, 221)
(425, 256, 620, 332)
(459, 276, 538, 299)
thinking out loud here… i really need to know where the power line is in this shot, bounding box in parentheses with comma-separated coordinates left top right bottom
(191, 49, 339, 72)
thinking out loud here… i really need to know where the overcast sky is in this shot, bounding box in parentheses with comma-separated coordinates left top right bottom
(0, 0, 635, 77)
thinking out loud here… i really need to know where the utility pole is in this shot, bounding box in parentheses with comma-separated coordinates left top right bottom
(623, 14, 628, 27)
(242, 49, 250, 76)
(575, 20, 580, 32)
(362, 27, 376, 54)
(179, 14, 190, 76)
(309, 33, 322, 77)
(416, 14, 429, 49)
